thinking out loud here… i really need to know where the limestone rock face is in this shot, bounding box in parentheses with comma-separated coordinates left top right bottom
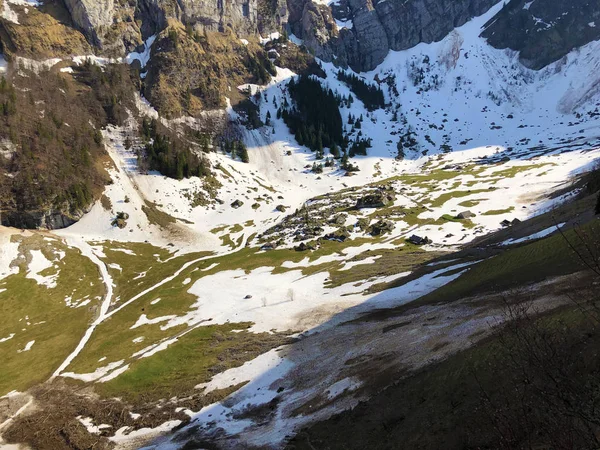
(290, 0, 497, 71)
(481, 0, 600, 70)
(348, 0, 388, 71)
(63, 0, 116, 46)
(62, 0, 283, 53)
(376, 0, 496, 52)
(1, 209, 87, 230)
(175, 0, 258, 35)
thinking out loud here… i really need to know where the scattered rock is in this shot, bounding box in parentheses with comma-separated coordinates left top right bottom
(324, 228, 351, 242)
(369, 220, 395, 236)
(111, 211, 129, 228)
(231, 199, 244, 209)
(329, 213, 347, 226)
(356, 191, 394, 209)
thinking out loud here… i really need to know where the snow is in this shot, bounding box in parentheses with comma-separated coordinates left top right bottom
(325, 376, 361, 400)
(259, 32, 280, 45)
(131, 314, 176, 329)
(72, 55, 122, 67)
(126, 35, 157, 70)
(26, 250, 58, 288)
(139, 337, 178, 358)
(0, 334, 15, 344)
(2, 1, 600, 446)
(501, 222, 566, 245)
(197, 348, 286, 393)
(17, 340, 34, 353)
(1, 1, 20, 24)
(0, 232, 20, 281)
(98, 364, 130, 382)
(108, 263, 123, 272)
(0, 54, 8, 74)
(153, 349, 293, 447)
(338, 255, 382, 271)
(15, 57, 62, 74)
(110, 420, 182, 446)
(77, 416, 112, 434)
(61, 360, 125, 382)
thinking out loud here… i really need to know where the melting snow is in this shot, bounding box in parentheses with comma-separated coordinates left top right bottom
(26, 250, 58, 288)
(501, 223, 566, 245)
(17, 340, 34, 353)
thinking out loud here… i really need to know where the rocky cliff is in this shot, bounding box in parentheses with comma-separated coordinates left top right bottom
(481, 0, 600, 70)
(62, 0, 287, 55)
(290, 0, 498, 71)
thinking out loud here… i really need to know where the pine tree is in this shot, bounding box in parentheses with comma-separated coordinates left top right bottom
(239, 141, 250, 163)
(330, 142, 340, 159)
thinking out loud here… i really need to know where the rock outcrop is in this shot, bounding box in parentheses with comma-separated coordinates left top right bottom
(290, 0, 498, 71)
(62, 0, 287, 54)
(293, 0, 600, 72)
(1, 209, 86, 230)
(63, 0, 116, 46)
(481, 0, 600, 70)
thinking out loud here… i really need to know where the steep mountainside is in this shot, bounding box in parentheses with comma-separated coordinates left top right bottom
(2, 0, 600, 449)
(482, 0, 600, 69)
(291, 0, 499, 71)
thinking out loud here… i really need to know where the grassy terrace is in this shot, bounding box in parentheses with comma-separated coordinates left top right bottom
(97, 241, 212, 308)
(66, 235, 442, 389)
(420, 222, 593, 304)
(2, 158, 562, 401)
(0, 235, 104, 396)
(96, 322, 289, 403)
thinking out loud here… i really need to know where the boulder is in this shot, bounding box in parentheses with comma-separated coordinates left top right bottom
(231, 199, 244, 209)
(324, 228, 351, 241)
(356, 191, 393, 209)
(330, 213, 348, 226)
(369, 219, 395, 236)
